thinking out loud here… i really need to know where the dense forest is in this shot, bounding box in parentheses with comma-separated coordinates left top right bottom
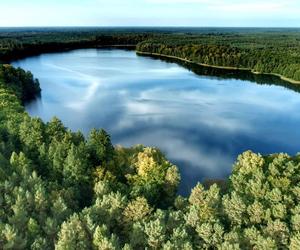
(1, 28, 300, 82)
(136, 32, 300, 82)
(1, 62, 300, 248)
(0, 28, 155, 61)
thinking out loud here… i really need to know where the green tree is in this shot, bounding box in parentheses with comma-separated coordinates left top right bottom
(55, 214, 92, 250)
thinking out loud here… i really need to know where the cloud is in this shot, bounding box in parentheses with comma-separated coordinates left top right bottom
(146, 0, 212, 3)
(0, 0, 299, 27)
(145, 0, 296, 15)
(216, 1, 287, 14)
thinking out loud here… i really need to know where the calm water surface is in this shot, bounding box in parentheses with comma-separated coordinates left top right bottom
(13, 49, 300, 195)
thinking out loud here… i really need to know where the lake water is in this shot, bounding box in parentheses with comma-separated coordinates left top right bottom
(13, 49, 300, 195)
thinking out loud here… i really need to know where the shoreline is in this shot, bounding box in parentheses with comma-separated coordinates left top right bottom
(3, 45, 137, 63)
(136, 51, 300, 85)
(4, 46, 300, 85)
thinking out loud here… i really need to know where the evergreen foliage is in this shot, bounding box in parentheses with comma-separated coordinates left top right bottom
(1, 40, 300, 248)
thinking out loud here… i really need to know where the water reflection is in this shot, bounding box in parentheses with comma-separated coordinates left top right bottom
(143, 54, 300, 93)
(13, 49, 300, 195)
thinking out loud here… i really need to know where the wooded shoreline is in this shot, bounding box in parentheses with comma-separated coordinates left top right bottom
(2, 29, 300, 248)
(136, 51, 300, 85)
(2, 29, 300, 83)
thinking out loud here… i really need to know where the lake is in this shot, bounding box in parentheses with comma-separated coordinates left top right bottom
(12, 48, 300, 195)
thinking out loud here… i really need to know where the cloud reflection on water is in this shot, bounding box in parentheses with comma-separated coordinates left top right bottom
(13, 49, 300, 195)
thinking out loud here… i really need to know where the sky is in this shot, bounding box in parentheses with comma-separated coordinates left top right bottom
(0, 0, 299, 27)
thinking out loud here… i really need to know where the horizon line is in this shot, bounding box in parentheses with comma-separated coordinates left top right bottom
(1, 26, 300, 29)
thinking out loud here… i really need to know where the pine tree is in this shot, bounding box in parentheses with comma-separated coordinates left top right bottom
(55, 214, 92, 250)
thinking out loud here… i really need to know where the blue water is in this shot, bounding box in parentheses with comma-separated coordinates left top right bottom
(13, 49, 300, 195)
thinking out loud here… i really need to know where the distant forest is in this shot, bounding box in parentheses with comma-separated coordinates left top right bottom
(1, 28, 300, 249)
(1, 27, 300, 82)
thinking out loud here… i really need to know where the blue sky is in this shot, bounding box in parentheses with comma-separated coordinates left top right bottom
(1, 0, 299, 27)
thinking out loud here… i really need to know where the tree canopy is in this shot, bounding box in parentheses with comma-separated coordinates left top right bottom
(0, 62, 300, 249)
(1, 28, 300, 82)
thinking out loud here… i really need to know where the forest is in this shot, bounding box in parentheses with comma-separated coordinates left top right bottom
(1, 49, 300, 249)
(1, 28, 300, 82)
(136, 31, 300, 82)
(0, 28, 156, 61)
